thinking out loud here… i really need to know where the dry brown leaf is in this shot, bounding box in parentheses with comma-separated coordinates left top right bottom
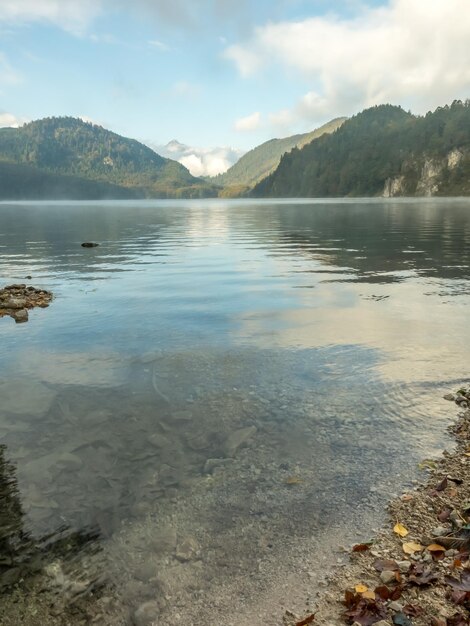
(394, 523, 409, 537)
(427, 543, 446, 552)
(403, 542, 424, 555)
(362, 590, 376, 600)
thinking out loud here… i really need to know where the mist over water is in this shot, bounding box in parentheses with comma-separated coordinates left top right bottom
(0, 198, 469, 623)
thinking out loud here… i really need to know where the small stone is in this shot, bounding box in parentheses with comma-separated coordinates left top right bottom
(432, 526, 449, 537)
(397, 560, 411, 573)
(4, 297, 27, 310)
(203, 458, 233, 474)
(443, 393, 455, 401)
(445, 549, 459, 557)
(374, 622, 391, 626)
(81, 242, 99, 248)
(223, 426, 257, 456)
(388, 601, 403, 612)
(175, 536, 199, 562)
(132, 601, 160, 626)
(380, 570, 396, 584)
(133, 561, 156, 583)
(149, 526, 177, 553)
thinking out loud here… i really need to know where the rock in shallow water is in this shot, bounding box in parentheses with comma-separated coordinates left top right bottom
(0, 379, 56, 418)
(223, 426, 257, 457)
(175, 536, 200, 562)
(132, 601, 160, 626)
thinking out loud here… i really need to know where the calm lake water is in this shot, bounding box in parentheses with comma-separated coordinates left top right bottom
(0, 198, 469, 624)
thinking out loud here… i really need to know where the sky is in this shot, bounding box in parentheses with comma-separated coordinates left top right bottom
(0, 0, 469, 175)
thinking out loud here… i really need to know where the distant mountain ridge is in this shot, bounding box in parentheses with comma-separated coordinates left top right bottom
(252, 101, 470, 198)
(0, 117, 219, 199)
(212, 117, 347, 192)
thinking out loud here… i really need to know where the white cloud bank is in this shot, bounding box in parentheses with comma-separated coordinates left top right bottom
(225, 0, 470, 124)
(234, 111, 261, 132)
(153, 139, 244, 177)
(0, 111, 27, 127)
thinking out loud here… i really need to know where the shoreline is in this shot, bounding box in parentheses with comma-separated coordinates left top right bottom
(0, 388, 468, 625)
(284, 388, 470, 626)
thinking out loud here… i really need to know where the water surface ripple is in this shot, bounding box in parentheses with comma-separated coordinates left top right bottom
(0, 198, 469, 624)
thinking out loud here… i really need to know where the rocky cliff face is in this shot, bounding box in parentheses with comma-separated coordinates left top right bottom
(383, 148, 466, 197)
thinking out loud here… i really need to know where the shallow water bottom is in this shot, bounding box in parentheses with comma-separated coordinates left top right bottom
(0, 346, 455, 625)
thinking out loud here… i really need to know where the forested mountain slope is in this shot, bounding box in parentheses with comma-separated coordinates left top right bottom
(213, 118, 346, 192)
(252, 101, 470, 198)
(0, 117, 218, 199)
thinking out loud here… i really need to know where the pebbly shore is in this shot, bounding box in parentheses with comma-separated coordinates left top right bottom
(285, 387, 470, 626)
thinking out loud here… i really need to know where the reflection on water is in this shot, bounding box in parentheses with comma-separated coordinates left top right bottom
(0, 198, 469, 624)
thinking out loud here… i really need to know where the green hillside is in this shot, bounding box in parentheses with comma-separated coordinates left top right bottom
(252, 101, 470, 198)
(213, 117, 346, 191)
(0, 117, 219, 199)
(0, 161, 141, 200)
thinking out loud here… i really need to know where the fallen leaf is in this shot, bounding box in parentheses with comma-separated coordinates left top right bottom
(402, 604, 424, 617)
(353, 543, 372, 552)
(427, 543, 446, 552)
(394, 523, 409, 538)
(401, 494, 414, 502)
(408, 563, 438, 586)
(430, 618, 447, 626)
(343, 596, 387, 626)
(355, 584, 368, 593)
(374, 585, 403, 601)
(402, 542, 424, 555)
(295, 614, 315, 626)
(436, 477, 448, 491)
(362, 591, 376, 600)
(447, 613, 468, 626)
(448, 487, 459, 498)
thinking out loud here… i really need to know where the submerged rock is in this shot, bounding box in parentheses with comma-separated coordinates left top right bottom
(81, 242, 99, 248)
(132, 601, 160, 626)
(223, 426, 257, 457)
(175, 536, 200, 562)
(0, 379, 56, 418)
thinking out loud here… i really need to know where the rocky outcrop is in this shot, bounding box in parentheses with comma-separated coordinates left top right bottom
(383, 148, 468, 197)
(0, 284, 53, 324)
(383, 175, 405, 198)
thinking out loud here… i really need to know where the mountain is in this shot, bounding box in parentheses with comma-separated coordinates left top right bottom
(0, 117, 219, 199)
(156, 139, 243, 177)
(252, 101, 470, 198)
(212, 118, 347, 193)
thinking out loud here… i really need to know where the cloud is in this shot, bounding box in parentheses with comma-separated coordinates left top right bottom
(153, 139, 244, 177)
(0, 111, 27, 127)
(0, 51, 21, 85)
(148, 39, 169, 51)
(0, 0, 257, 33)
(225, 0, 470, 124)
(0, 0, 101, 34)
(234, 111, 261, 132)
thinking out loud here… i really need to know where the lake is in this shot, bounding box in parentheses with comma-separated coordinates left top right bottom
(0, 198, 469, 625)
